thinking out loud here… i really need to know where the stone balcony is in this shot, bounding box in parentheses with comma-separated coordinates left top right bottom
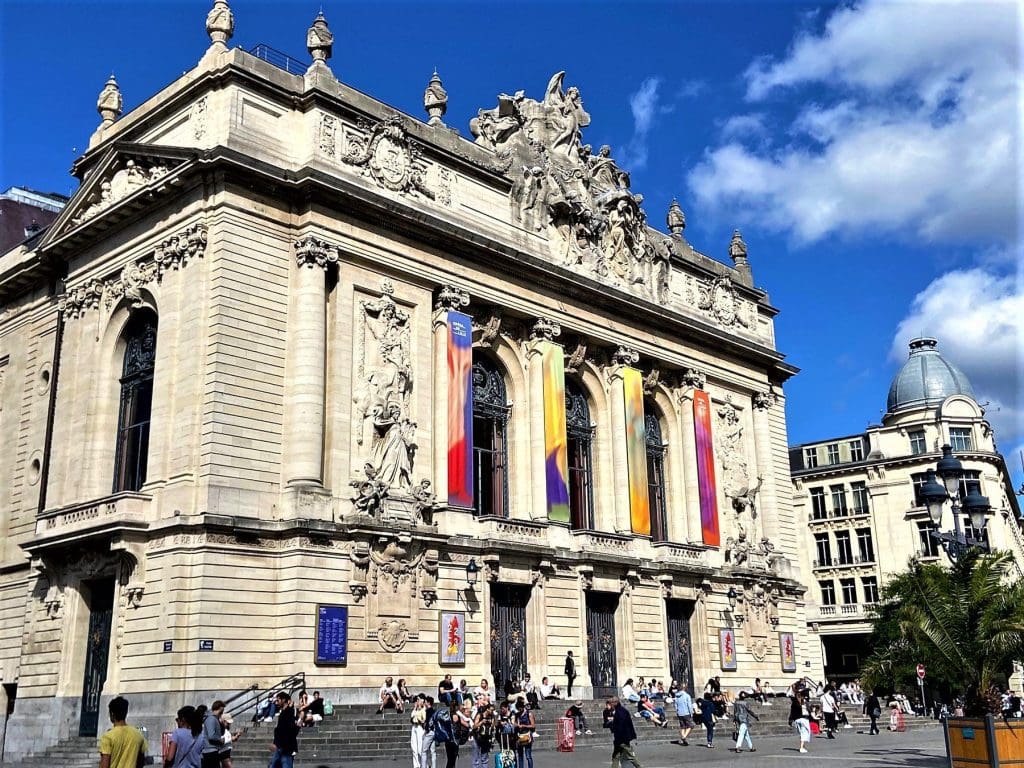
(32, 492, 151, 549)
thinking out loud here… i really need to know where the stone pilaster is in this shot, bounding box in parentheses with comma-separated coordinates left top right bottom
(675, 382, 702, 544)
(752, 389, 779, 544)
(607, 347, 639, 534)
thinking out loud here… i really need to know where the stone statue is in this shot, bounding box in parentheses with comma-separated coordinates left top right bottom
(543, 72, 591, 159)
(588, 145, 628, 190)
(370, 402, 416, 490)
(511, 165, 547, 232)
(726, 525, 752, 566)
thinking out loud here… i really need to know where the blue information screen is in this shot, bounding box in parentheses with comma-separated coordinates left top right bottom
(315, 605, 348, 665)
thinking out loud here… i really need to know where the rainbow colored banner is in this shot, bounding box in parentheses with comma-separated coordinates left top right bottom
(447, 310, 474, 507)
(623, 368, 651, 535)
(542, 342, 570, 523)
(693, 390, 720, 546)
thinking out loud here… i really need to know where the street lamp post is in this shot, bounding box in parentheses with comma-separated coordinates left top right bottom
(919, 444, 992, 562)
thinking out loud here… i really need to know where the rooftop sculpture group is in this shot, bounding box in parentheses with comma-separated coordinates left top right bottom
(471, 72, 672, 302)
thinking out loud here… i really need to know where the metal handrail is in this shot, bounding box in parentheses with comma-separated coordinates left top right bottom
(226, 672, 306, 723)
(248, 44, 308, 75)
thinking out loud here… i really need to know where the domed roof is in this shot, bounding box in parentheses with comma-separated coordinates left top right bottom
(886, 338, 975, 415)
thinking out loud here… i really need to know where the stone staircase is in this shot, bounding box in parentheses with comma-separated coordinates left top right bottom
(0, 700, 940, 767)
(225, 698, 941, 766)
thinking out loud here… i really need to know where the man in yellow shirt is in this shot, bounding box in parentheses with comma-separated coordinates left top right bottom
(98, 696, 148, 768)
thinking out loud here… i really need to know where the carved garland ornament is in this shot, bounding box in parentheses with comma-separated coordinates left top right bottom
(342, 115, 435, 199)
(58, 223, 208, 318)
(71, 160, 174, 227)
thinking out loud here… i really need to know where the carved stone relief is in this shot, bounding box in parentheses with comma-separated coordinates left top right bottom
(70, 159, 174, 227)
(342, 115, 434, 200)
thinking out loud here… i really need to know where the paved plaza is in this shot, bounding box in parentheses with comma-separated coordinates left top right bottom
(234, 725, 947, 768)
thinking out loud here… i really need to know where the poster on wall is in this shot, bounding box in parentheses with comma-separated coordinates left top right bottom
(693, 390, 720, 546)
(719, 628, 737, 671)
(622, 367, 651, 536)
(541, 342, 570, 523)
(439, 610, 466, 666)
(447, 310, 474, 507)
(314, 604, 348, 666)
(780, 632, 797, 672)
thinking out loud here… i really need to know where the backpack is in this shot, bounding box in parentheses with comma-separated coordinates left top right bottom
(454, 716, 470, 746)
(475, 718, 494, 751)
(434, 707, 453, 743)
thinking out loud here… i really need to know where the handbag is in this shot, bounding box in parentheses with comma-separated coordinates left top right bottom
(517, 732, 532, 745)
(872, 708, 881, 717)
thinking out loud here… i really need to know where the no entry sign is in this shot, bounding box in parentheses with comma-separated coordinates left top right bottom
(917, 663, 926, 680)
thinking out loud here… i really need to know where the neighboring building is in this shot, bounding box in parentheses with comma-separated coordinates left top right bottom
(0, 4, 819, 758)
(790, 337, 1024, 681)
(0, 187, 68, 254)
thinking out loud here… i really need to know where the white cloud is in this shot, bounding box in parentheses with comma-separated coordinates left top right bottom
(721, 113, 767, 141)
(688, 0, 1021, 246)
(619, 77, 669, 171)
(890, 268, 1024, 447)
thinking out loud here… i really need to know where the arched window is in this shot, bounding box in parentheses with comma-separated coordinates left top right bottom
(566, 380, 594, 530)
(472, 355, 510, 517)
(113, 313, 157, 493)
(645, 401, 668, 542)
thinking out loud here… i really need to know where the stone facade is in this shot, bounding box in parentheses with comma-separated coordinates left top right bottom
(790, 338, 1024, 683)
(0, 6, 818, 758)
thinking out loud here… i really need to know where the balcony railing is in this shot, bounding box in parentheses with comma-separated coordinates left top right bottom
(818, 602, 877, 619)
(809, 507, 871, 522)
(813, 556, 877, 569)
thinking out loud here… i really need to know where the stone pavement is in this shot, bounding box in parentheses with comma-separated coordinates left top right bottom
(235, 724, 947, 768)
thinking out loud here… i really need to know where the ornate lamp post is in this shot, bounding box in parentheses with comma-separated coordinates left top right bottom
(920, 445, 991, 561)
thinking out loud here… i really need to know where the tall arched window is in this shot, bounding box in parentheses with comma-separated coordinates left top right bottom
(645, 401, 668, 542)
(113, 313, 157, 493)
(566, 380, 594, 530)
(472, 354, 510, 517)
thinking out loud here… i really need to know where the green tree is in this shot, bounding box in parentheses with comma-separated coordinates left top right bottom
(861, 549, 1024, 716)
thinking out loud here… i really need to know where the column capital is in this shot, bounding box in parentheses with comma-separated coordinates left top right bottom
(529, 316, 561, 342)
(433, 283, 470, 313)
(610, 345, 639, 367)
(294, 235, 341, 269)
(752, 387, 779, 410)
(674, 366, 707, 400)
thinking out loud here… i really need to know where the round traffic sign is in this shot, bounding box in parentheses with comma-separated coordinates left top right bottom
(916, 663, 926, 680)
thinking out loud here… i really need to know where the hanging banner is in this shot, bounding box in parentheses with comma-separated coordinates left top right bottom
(719, 628, 737, 671)
(447, 310, 474, 507)
(542, 342, 570, 523)
(439, 610, 466, 666)
(623, 367, 650, 535)
(780, 632, 797, 672)
(693, 390, 720, 546)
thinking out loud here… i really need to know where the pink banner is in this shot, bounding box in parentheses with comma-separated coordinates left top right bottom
(693, 390, 720, 546)
(447, 311, 473, 507)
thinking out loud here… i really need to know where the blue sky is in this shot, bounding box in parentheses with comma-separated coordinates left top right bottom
(2, 1, 1021, 491)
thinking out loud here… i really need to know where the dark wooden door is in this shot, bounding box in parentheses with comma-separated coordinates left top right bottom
(79, 579, 115, 737)
(586, 592, 618, 700)
(666, 599, 695, 694)
(489, 584, 530, 694)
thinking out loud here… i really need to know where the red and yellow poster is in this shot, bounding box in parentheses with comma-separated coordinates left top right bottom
(439, 610, 465, 665)
(623, 367, 650, 535)
(720, 628, 737, 671)
(693, 390, 720, 546)
(780, 632, 797, 672)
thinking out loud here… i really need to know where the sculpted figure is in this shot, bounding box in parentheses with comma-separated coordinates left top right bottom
(371, 402, 415, 490)
(588, 145, 629, 190)
(543, 72, 590, 159)
(511, 165, 547, 232)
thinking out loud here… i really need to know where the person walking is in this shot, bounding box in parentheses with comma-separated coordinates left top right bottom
(731, 691, 760, 753)
(433, 700, 458, 768)
(565, 651, 577, 698)
(200, 701, 226, 768)
(603, 696, 642, 768)
(411, 697, 428, 768)
(697, 693, 717, 748)
(863, 690, 882, 736)
(420, 696, 437, 768)
(672, 682, 695, 746)
(820, 686, 838, 739)
(789, 690, 811, 754)
(164, 706, 206, 768)
(268, 692, 299, 768)
(514, 696, 535, 768)
(97, 696, 148, 768)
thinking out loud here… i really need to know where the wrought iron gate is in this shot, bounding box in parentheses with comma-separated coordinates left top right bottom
(586, 593, 618, 700)
(79, 579, 115, 737)
(490, 584, 530, 694)
(666, 599, 695, 694)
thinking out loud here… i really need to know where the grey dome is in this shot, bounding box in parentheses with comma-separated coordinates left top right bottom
(886, 338, 975, 414)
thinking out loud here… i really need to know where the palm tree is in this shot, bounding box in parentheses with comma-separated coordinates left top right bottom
(861, 549, 1024, 716)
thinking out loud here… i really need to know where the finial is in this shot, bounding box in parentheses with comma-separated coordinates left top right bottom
(667, 199, 686, 236)
(205, 0, 235, 51)
(306, 9, 334, 66)
(728, 228, 749, 266)
(424, 70, 448, 126)
(96, 73, 123, 127)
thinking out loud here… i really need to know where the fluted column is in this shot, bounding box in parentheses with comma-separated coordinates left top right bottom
(286, 236, 338, 487)
(752, 388, 779, 544)
(676, 368, 707, 543)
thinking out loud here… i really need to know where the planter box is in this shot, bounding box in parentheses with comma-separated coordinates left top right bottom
(944, 716, 1024, 768)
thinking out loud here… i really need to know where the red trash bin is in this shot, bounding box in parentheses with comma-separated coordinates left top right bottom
(557, 717, 576, 752)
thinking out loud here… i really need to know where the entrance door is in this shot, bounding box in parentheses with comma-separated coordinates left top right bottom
(79, 578, 115, 737)
(489, 584, 530, 694)
(586, 592, 618, 700)
(666, 599, 695, 694)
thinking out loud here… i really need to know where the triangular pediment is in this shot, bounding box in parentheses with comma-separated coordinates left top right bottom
(40, 143, 198, 248)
